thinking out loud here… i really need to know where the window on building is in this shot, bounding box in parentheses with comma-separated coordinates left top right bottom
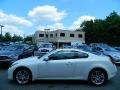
(60, 33, 65, 37)
(46, 34, 48, 38)
(78, 34, 82, 38)
(39, 34, 44, 37)
(70, 34, 74, 37)
(50, 34, 53, 38)
(56, 33, 57, 37)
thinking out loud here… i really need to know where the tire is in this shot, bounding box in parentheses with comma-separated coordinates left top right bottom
(88, 69, 108, 86)
(13, 67, 32, 85)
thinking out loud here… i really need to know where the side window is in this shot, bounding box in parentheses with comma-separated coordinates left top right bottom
(48, 51, 63, 60)
(48, 50, 88, 60)
(49, 51, 72, 60)
(73, 52, 88, 58)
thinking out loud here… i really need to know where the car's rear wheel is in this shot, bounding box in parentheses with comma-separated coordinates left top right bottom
(88, 69, 108, 86)
(13, 68, 32, 85)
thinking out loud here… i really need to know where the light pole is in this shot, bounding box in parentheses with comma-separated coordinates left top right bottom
(0, 25, 4, 37)
(0, 25, 4, 41)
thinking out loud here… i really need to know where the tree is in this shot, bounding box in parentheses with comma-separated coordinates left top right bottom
(24, 35, 33, 44)
(12, 34, 23, 42)
(3, 32, 12, 42)
(0, 35, 3, 42)
(81, 11, 120, 46)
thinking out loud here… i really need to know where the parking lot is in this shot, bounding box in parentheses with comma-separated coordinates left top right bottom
(0, 43, 120, 90)
(0, 65, 120, 90)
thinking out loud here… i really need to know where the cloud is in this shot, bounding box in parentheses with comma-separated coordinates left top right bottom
(3, 25, 24, 36)
(2, 25, 24, 36)
(37, 23, 65, 30)
(36, 16, 95, 31)
(0, 11, 33, 27)
(70, 15, 95, 29)
(28, 5, 67, 22)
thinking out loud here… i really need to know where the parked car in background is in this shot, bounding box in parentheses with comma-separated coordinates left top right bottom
(91, 44, 120, 63)
(18, 46, 34, 59)
(35, 42, 53, 56)
(77, 44, 93, 52)
(90, 43, 108, 48)
(0, 55, 15, 67)
(8, 49, 117, 86)
(0, 50, 18, 60)
(63, 44, 73, 49)
(114, 47, 120, 51)
(0, 43, 34, 60)
(9, 44, 34, 59)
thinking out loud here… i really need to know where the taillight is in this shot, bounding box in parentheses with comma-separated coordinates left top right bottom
(107, 55, 115, 64)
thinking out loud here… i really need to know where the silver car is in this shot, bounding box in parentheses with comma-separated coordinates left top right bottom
(92, 45, 120, 63)
(8, 49, 117, 86)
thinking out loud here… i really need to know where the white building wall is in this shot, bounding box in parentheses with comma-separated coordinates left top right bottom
(33, 30, 85, 44)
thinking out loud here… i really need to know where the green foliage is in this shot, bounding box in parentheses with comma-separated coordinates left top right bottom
(0, 35, 3, 42)
(0, 32, 33, 44)
(12, 34, 23, 42)
(24, 36, 33, 44)
(81, 11, 120, 46)
(3, 32, 12, 42)
(24, 36, 32, 41)
(0, 32, 23, 42)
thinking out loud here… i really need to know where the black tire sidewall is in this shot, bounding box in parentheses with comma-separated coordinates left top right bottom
(13, 68, 32, 85)
(88, 69, 107, 86)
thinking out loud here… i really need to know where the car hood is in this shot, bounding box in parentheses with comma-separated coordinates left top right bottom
(13, 56, 40, 65)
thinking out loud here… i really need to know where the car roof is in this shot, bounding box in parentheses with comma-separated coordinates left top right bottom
(55, 48, 85, 52)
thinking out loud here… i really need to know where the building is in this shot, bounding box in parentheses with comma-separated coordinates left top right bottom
(32, 29, 85, 48)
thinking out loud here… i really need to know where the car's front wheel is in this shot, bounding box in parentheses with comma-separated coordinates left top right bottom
(13, 68, 32, 85)
(88, 69, 108, 86)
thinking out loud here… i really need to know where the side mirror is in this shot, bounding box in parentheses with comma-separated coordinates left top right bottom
(43, 58, 49, 61)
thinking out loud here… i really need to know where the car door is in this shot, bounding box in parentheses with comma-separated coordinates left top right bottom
(38, 50, 76, 78)
(71, 51, 91, 78)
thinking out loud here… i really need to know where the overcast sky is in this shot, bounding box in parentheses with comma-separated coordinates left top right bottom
(0, 0, 120, 36)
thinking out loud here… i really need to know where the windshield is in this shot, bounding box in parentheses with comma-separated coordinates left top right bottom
(78, 45, 92, 51)
(38, 49, 55, 59)
(104, 46, 117, 52)
(99, 44, 118, 52)
(39, 44, 52, 48)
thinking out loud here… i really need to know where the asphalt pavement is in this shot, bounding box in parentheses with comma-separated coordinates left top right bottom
(0, 65, 120, 90)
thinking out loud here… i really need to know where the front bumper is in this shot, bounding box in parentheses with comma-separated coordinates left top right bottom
(8, 66, 16, 80)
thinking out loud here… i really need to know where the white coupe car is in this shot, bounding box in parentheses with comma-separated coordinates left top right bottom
(8, 49, 117, 86)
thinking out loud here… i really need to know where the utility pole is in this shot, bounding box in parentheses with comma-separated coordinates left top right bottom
(23, 34, 25, 43)
(0, 25, 4, 42)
